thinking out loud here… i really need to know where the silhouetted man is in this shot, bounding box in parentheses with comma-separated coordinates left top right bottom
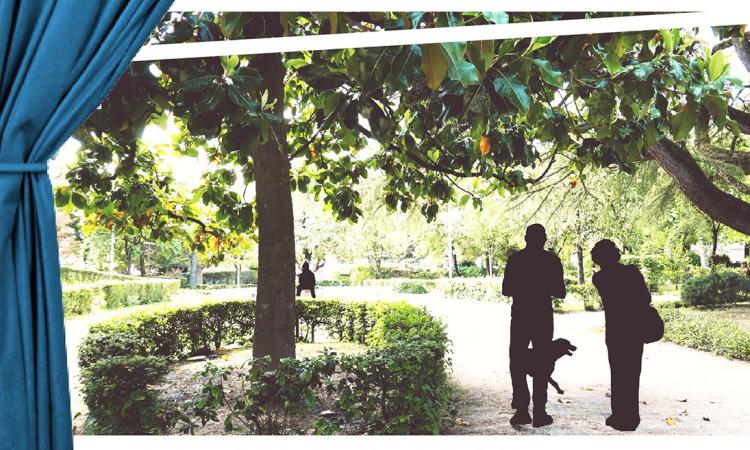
(502, 224, 566, 427)
(591, 239, 650, 431)
(296, 261, 316, 298)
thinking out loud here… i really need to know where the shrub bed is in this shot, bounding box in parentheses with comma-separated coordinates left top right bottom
(681, 270, 750, 306)
(78, 298, 451, 435)
(394, 281, 429, 294)
(201, 269, 258, 286)
(567, 283, 602, 311)
(656, 303, 750, 360)
(435, 277, 507, 302)
(102, 279, 181, 309)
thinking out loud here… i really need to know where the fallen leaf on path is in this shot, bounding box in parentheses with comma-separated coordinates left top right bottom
(453, 418, 470, 426)
(678, 398, 688, 402)
(703, 417, 711, 422)
(666, 417, 676, 427)
(605, 392, 611, 397)
(558, 399, 573, 404)
(641, 401, 649, 405)
(581, 387, 594, 391)
(678, 409, 688, 416)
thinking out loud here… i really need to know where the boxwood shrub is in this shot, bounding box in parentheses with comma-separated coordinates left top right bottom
(681, 270, 750, 306)
(79, 298, 450, 435)
(62, 284, 100, 316)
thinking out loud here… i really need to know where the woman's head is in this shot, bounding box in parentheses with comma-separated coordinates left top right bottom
(591, 239, 621, 267)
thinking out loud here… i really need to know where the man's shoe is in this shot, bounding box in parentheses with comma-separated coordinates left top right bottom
(533, 414, 553, 428)
(510, 409, 532, 426)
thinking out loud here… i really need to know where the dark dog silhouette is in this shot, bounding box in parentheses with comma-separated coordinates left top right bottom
(519, 338, 577, 395)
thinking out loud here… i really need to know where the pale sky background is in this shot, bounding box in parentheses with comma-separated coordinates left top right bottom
(49, 28, 750, 194)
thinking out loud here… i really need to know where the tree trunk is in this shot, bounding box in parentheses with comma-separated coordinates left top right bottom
(139, 242, 146, 276)
(235, 263, 242, 286)
(124, 237, 133, 276)
(649, 140, 750, 235)
(486, 251, 492, 277)
(196, 264, 203, 285)
(576, 243, 585, 285)
(453, 253, 460, 277)
(252, 41, 296, 364)
(189, 250, 198, 289)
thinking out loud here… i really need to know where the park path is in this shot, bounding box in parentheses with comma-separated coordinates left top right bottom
(405, 296, 750, 435)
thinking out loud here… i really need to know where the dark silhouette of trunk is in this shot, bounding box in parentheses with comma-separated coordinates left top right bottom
(189, 251, 199, 289)
(577, 244, 585, 285)
(252, 28, 296, 364)
(124, 237, 133, 276)
(486, 251, 492, 277)
(139, 242, 146, 277)
(453, 253, 460, 277)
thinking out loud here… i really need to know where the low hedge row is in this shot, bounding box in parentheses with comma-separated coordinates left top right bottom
(79, 298, 450, 435)
(62, 278, 180, 317)
(656, 303, 750, 361)
(61, 266, 134, 285)
(435, 277, 507, 302)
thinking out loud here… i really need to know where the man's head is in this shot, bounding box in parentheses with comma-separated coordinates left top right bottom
(525, 224, 547, 249)
(302, 261, 310, 271)
(591, 239, 621, 268)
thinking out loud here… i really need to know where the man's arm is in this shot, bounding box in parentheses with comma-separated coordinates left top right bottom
(550, 256, 566, 299)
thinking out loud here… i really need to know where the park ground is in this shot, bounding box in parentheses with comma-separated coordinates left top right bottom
(64, 286, 750, 435)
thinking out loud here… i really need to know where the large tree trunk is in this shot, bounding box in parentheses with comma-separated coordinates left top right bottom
(189, 250, 199, 289)
(139, 242, 146, 276)
(124, 237, 133, 276)
(235, 263, 242, 286)
(649, 140, 750, 235)
(252, 45, 296, 363)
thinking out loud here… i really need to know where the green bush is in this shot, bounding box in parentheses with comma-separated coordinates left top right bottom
(196, 283, 255, 290)
(62, 285, 100, 316)
(81, 355, 177, 434)
(350, 266, 375, 285)
(457, 262, 484, 278)
(317, 279, 345, 287)
(102, 279, 180, 309)
(681, 270, 750, 306)
(435, 277, 507, 302)
(568, 283, 602, 311)
(80, 298, 451, 435)
(394, 281, 429, 294)
(656, 303, 750, 360)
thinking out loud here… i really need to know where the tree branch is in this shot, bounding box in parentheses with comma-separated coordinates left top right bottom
(648, 139, 750, 234)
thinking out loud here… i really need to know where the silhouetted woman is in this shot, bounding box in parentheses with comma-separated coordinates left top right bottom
(296, 261, 316, 298)
(591, 239, 650, 431)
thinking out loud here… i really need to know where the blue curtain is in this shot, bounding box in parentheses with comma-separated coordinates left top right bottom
(0, 1, 173, 448)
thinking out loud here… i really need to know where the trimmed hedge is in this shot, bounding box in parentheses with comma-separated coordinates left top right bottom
(63, 284, 100, 316)
(435, 277, 507, 302)
(657, 303, 750, 361)
(61, 266, 133, 284)
(202, 269, 258, 286)
(567, 283, 602, 311)
(102, 279, 180, 309)
(79, 298, 450, 435)
(395, 281, 429, 294)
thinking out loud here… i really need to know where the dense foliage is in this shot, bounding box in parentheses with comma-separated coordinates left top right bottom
(681, 269, 750, 306)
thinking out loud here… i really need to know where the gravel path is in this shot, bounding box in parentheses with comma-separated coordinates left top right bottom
(411, 297, 750, 435)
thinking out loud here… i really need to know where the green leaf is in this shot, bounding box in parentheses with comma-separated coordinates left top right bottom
(296, 65, 349, 91)
(420, 43, 449, 91)
(440, 42, 479, 87)
(671, 100, 698, 140)
(493, 74, 530, 113)
(708, 50, 729, 82)
(482, 12, 509, 24)
(532, 59, 564, 88)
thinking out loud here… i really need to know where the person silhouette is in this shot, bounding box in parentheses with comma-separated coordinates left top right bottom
(296, 261, 317, 298)
(502, 224, 566, 427)
(591, 239, 650, 431)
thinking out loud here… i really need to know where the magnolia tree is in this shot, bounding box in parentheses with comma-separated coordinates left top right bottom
(59, 12, 750, 363)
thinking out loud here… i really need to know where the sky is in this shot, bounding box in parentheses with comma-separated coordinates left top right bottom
(49, 27, 750, 192)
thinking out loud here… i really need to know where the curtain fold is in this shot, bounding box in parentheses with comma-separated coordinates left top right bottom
(0, 1, 173, 448)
